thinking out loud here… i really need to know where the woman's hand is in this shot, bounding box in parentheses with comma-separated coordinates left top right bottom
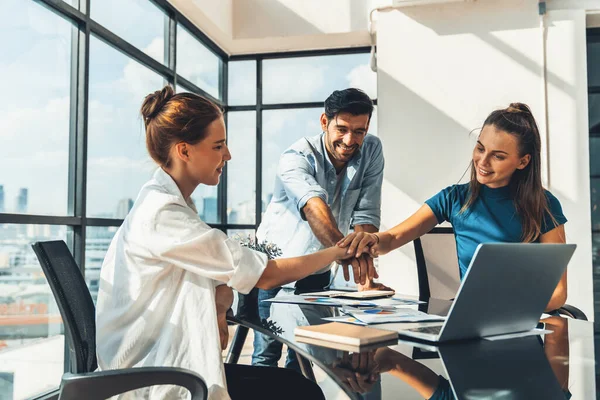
(215, 285, 233, 350)
(217, 313, 229, 350)
(337, 232, 381, 258)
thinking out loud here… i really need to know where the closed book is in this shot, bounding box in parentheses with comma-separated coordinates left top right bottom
(294, 322, 398, 349)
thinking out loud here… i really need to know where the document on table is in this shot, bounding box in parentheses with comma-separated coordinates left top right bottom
(261, 294, 378, 307)
(341, 305, 446, 324)
(321, 315, 368, 326)
(300, 289, 395, 300)
(300, 291, 425, 307)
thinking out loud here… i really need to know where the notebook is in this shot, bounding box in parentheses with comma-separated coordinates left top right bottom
(300, 289, 395, 300)
(294, 322, 398, 351)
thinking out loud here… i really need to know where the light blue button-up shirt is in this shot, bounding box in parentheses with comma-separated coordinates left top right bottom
(257, 132, 384, 271)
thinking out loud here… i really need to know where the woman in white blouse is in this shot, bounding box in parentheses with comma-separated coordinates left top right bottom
(96, 86, 351, 400)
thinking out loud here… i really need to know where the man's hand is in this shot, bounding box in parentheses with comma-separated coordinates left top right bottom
(358, 280, 394, 292)
(341, 254, 378, 285)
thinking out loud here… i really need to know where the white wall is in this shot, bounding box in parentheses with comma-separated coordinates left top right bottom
(230, 0, 391, 54)
(376, 0, 594, 319)
(170, 0, 393, 55)
(168, 0, 233, 53)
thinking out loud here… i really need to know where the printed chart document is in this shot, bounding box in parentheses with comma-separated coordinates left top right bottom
(322, 315, 367, 326)
(295, 322, 398, 351)
(341, 306, 446, 324)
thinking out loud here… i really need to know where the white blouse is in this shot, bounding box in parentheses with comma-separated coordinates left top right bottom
(96, 168, 268, 400)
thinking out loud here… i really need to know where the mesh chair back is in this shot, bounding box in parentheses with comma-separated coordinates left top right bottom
(32, 240, 97, 373)
(414, 228, 460, 300)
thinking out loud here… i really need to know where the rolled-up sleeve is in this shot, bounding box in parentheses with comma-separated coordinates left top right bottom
(278, 149, 327, 218)
(351, 139, 384, 228)
(149, 203, 268, 294)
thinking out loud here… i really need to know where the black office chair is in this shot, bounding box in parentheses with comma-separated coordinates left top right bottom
(31, 240, 208, 400)
(413, 228, 588, 320)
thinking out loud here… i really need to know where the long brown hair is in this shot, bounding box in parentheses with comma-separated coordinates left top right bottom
(140, 85, 223, 168)
(460, 103, 555, 242)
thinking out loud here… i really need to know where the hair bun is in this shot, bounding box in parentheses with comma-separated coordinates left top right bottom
(141, 85, 175, 123)
(507, 102, 532, 115)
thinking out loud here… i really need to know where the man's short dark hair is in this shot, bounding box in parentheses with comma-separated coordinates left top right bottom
(324, 88, 374, 123)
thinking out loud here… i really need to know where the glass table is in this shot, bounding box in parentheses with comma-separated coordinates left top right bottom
(229, 290, 597, 400)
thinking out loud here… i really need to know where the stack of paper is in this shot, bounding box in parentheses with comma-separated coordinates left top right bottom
(341, 306, 446, 325)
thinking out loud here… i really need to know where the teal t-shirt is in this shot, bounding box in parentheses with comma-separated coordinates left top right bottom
(424, 183, 567, 278)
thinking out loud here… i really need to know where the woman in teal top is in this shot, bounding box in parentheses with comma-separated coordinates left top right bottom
(339, 102, 568, 313)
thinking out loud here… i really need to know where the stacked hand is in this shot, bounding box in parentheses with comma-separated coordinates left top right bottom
(337, 232, 382, 258)
(335, 232, 393, 291)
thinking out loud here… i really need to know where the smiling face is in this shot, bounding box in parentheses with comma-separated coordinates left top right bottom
(321, 112, 370, 170)
(473, 124, 531, 188)
(184, 116, 231, 186)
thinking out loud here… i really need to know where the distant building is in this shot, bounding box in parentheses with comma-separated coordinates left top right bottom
(228, 209, 239, 224)
(0, 185, 5, 213)
(115, 198, 134, 219)
(203, 197, 218, 222)
(85, 226, 117, 301)
(16, 188, 27, 214)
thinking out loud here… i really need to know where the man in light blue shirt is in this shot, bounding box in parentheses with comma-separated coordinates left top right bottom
(252, 88, 388, 368)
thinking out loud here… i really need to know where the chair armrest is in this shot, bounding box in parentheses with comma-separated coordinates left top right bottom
(556, 304, 588, 321)
(58, 367, 208, 400)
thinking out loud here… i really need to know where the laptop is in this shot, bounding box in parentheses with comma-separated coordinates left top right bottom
(396, 243, 576, 342)
(438, 335, 566, 399)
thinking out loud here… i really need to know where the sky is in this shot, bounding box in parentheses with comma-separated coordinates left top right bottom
(1, 0, 377, 223)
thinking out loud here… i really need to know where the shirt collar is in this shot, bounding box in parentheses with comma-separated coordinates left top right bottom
(153, 167, 198, 212)
(480, 183, 512, 200)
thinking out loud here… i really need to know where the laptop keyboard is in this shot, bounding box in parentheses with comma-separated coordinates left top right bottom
(407, 325, 443, 335)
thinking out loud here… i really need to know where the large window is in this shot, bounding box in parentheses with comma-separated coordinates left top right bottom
(227, 51, 376, 290)
(1, 0, 72, 216)
(87, 35, 164, 218)
(0, 1, 227, 399)
(229, 51, 377, 230)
